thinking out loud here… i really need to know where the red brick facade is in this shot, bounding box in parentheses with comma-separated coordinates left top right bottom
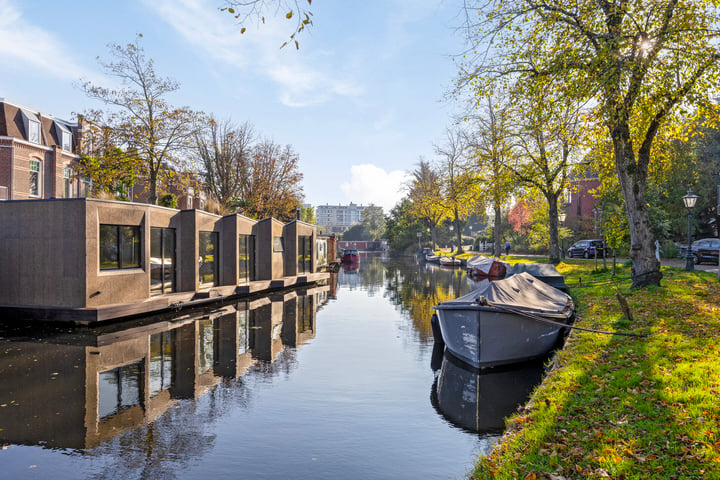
(0, 99, 83, 200)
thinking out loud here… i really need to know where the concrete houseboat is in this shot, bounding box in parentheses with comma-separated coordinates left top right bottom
(0, 198, 328, 322)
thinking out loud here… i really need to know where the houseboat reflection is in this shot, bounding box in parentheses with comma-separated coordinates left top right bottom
(0, 285, 328, 449)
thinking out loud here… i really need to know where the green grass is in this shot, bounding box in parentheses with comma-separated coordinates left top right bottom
(471, 259, 720, 480)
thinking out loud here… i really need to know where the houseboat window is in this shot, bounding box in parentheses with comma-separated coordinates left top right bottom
(100, 224, 141, 270)
(298, 235, 312, 274)
(199, 231, 218, 286)
(273, 236, 284, 252)
(238, 234, 256, 284)
(63, 167, 73, 198)
(149, 330, 174, 397)
(98, 361, 143, 419)
(151, 227, 175, 295)
(28, 120, 40, 144)
(197, 318, 216, 374)
(29, 159, 41, 197)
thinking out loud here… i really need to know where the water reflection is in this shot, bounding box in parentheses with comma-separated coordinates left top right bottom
(431, 350, 549, 434)
(0, 285, 328, 450)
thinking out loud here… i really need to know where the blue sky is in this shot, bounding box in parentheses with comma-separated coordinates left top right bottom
(0, 0, 466, 212)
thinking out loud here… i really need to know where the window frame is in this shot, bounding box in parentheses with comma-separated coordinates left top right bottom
(63, 167, 73, 198)
(29, 159, 41, 197)
(99, 224, 142, 270)
(28, 120, 40, 144)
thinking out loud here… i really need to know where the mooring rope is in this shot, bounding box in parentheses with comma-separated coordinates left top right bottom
(475, 297, 648, 338)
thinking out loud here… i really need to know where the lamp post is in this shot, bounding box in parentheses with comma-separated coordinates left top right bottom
(417, 231, 422, 252)
(683, 188, 699, 271)
(558, 212, 566, 259)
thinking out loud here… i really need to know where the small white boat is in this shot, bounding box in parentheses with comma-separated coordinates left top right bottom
(439, 256, 462, 267)
(425, 254, 441, 263)
(432, 272, 574, 368)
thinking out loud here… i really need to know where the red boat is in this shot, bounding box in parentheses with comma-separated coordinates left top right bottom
(341, 249, 360, 263)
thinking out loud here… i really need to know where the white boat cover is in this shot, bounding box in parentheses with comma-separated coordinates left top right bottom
(439, 272, 571, 315)
(466, 255, 508, 276)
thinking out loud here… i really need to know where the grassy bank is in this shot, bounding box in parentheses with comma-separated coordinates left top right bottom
(471, 259, 720, 479)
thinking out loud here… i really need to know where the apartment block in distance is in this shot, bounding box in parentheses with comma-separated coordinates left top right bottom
(316, 202, 367, 233)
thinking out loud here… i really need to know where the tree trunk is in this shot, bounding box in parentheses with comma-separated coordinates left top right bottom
(149, 169, 158, 205)
(454, 208, 464, 255)
(494, 206, 502, 257)
(546, 192, 560, 264)
(613, 129, 662, 288)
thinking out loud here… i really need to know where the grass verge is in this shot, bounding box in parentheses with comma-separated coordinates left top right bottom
(471, 259, 720, 480)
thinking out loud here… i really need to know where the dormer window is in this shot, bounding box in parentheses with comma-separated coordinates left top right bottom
(28, 120, 40, 144)
(61, 130, 71, 151)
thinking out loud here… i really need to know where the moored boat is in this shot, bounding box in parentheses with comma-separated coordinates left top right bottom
(439, 256, 462, 267)
(505, 262, 568, 292)
(466, 255, 507, 278)
(425, 254, 441, 263)
(341, 249, 360, 263)
(431, 272, 574, 368)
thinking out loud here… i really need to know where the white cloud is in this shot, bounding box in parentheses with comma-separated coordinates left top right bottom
(142, 0, 363, 107)
(340, 164, 410, 213)
(0, 0, 92, 80)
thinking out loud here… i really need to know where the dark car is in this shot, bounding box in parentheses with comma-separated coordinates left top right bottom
(692, 237, 720, 265)
(567, 239, 605, 259)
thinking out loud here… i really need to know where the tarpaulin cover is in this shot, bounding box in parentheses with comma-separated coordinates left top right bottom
(437, 272, 572, 315)
(466, 255, 508, 277)
(506, 262, 567, 291)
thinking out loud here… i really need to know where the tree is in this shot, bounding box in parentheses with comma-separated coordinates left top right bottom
(407, 159, 447, 249)
(236, 138, 304, 221)
(81, 39, 199, 205)
(467, 96, 517, 257)
(504, 83, 579, 264)
(463, 1, 720, 287)
(221, 0, 313, 49)
(385, 199, 427, 253)
(360, 205, 386, 240)
(434, 129, 480, 255)
(195, 117, 255, 212)
(299, 204, 316, 224)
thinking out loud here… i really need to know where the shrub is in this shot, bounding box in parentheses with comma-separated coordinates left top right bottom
(158, 193, 178, 209)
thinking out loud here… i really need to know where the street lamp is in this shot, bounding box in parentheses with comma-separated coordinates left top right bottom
(682, 188, 699, 271)
(558, 212, 566, 259)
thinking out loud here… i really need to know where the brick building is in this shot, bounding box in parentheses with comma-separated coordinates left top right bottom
(563, 172, 601, 234)
(0, 98, 88, 201)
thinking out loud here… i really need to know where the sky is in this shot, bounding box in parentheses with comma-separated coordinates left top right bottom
(0, 0, 467, 213)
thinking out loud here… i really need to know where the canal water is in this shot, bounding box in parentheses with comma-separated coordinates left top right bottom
(0, 254, 547, 480)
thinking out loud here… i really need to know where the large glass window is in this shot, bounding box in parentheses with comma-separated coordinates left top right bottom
(63, 167, 73, 198)
(151, 227, 175, 294)
(298, 236, 312, 273)
(29, 159, 40, 197)
(199, 231, 218, 286)
(149, 331, 174, 397)
(100, 224, 141, 270)
(98, 362, 143, 419)
(238, 234, 256, 284)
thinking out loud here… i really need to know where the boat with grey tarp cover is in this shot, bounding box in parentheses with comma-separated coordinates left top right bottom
(431, 272, 574, 368)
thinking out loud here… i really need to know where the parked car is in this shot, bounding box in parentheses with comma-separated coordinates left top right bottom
(692, 237, 720, 265)
(567, 239, 605, 259)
